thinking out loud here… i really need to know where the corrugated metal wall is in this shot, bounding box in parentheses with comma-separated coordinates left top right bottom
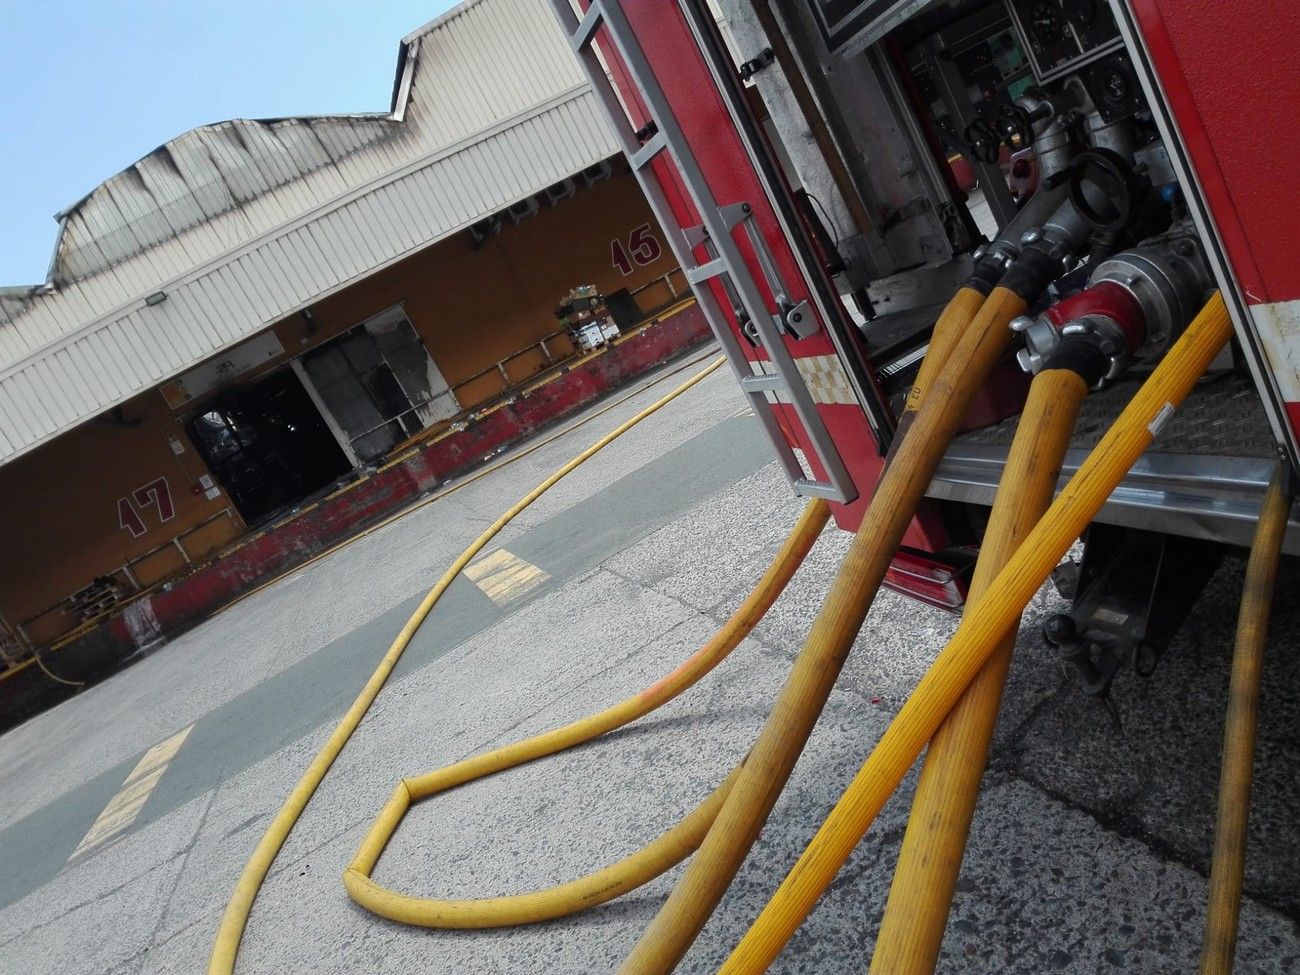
(0, 0, 618, 465)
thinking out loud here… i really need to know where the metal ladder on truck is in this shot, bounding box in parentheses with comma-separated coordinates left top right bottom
(550, 0, 884, 504)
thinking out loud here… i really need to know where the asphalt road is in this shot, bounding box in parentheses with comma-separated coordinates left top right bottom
(0, 351, 1297, 974)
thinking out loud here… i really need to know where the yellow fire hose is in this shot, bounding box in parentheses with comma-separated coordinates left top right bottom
(31, 650, 85, 689)
(342, 284, 992, 937)
(1199, 465, 1291, 974)
(888, 285, 990, 455)
(717, 291, 1232, 974)
(905, 287, 991, 415)
(620, 286, 1026, 974)
(209, 356, 739, 974)
(1, 347, 725, 692)
(343, 496, 829, 926)
(871, 364, 1090, 973)
(211, 347, 725, 623)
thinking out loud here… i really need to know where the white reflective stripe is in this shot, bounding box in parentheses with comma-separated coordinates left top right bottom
(1250, 299, 1300, 402)
(795, 355, 858, 406)
(748, 354, 857, 407)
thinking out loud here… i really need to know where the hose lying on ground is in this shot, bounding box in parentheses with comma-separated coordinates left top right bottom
(344, 496, 830, 926)
(208, 355, 733, 975)
(620, 287, 1035, 975)
(345, 275, 1002, 944)
(344, 279, 1010, 948)
(1200, 465, 1291, 975)
(717, 291, 1233, 974)
(5, 347, 725, 693)
(871, 362, 1091, 974)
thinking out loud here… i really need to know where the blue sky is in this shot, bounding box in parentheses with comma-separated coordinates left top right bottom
(0, 0, 459, 285)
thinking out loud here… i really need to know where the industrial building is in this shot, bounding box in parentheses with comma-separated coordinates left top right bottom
(0, 0, 708, 713)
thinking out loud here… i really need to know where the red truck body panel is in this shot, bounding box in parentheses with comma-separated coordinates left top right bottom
(1133, 0, 1300, 438)
(585, 0, 952, 549)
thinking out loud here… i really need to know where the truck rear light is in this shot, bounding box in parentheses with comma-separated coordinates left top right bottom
(882, 549, 971, 612)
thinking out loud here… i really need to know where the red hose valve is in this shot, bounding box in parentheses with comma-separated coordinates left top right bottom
(1012, 281, 1147, 381)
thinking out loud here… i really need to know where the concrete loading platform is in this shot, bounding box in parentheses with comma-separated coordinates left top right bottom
(1, 356, 1297, 974)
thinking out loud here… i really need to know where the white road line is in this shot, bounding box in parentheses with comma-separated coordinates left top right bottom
(67, 724, 193, 863)
(464, 549, 551, 607)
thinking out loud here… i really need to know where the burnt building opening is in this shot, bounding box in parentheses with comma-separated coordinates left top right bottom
(185, 369, 351, 524)
(295, 306, 459, 463)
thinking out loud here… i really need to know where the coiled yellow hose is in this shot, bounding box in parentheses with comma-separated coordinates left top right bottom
(208, 356, 729, 975)
(343, 496, 830, 926)
(342, 285, 997, 944)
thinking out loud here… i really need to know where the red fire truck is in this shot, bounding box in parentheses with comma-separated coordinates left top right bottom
(548, 0, 1298, 698)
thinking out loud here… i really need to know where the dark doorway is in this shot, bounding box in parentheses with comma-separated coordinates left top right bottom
(296, 308, 458, 462)
(186, 369, 351, 524)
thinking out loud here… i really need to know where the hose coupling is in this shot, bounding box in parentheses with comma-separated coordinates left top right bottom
(1002, 189, 1106, 298)
(969, 240, 1021, 294)
(1001, 233, 1076, 299)
(1041, 323, 1129, 387)
(1002, 154, 1131, 300)
(1015, 87, 1075, 181)
(1012, 281, 1146, 383)
(1013, 225, 1212, 381)
(1090, 227, 1210, 357)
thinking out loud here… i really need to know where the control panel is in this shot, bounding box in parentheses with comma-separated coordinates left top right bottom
(1005, 0, 1124, 82)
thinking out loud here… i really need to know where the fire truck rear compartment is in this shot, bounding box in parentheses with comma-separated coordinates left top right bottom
(781, 0, 1300, 560)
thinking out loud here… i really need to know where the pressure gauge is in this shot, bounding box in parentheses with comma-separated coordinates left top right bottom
(1100, 65, 1132, 108)
(1010, 0, 1126, 81)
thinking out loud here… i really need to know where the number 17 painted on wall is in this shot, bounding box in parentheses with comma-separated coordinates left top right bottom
(117, 477, 176, 538)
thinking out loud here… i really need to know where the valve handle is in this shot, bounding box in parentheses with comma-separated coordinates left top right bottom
(963, 118, 1001, 164)
(997, 102, 1035, 150)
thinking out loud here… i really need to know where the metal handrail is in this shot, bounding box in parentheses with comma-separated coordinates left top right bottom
(446, 270, 687, 399)
(8, 270, 691, 654)
(447, 327, 575, 399)
(15, 507, 239, 646)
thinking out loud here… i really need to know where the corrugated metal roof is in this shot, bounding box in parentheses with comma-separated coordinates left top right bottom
(0, 0, 618, 466)
(51, 116, 400, 285)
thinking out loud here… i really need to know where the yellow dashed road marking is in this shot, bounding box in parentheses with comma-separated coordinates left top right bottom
(68, 724, 193, 863)
(464, 549, 551, 607)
